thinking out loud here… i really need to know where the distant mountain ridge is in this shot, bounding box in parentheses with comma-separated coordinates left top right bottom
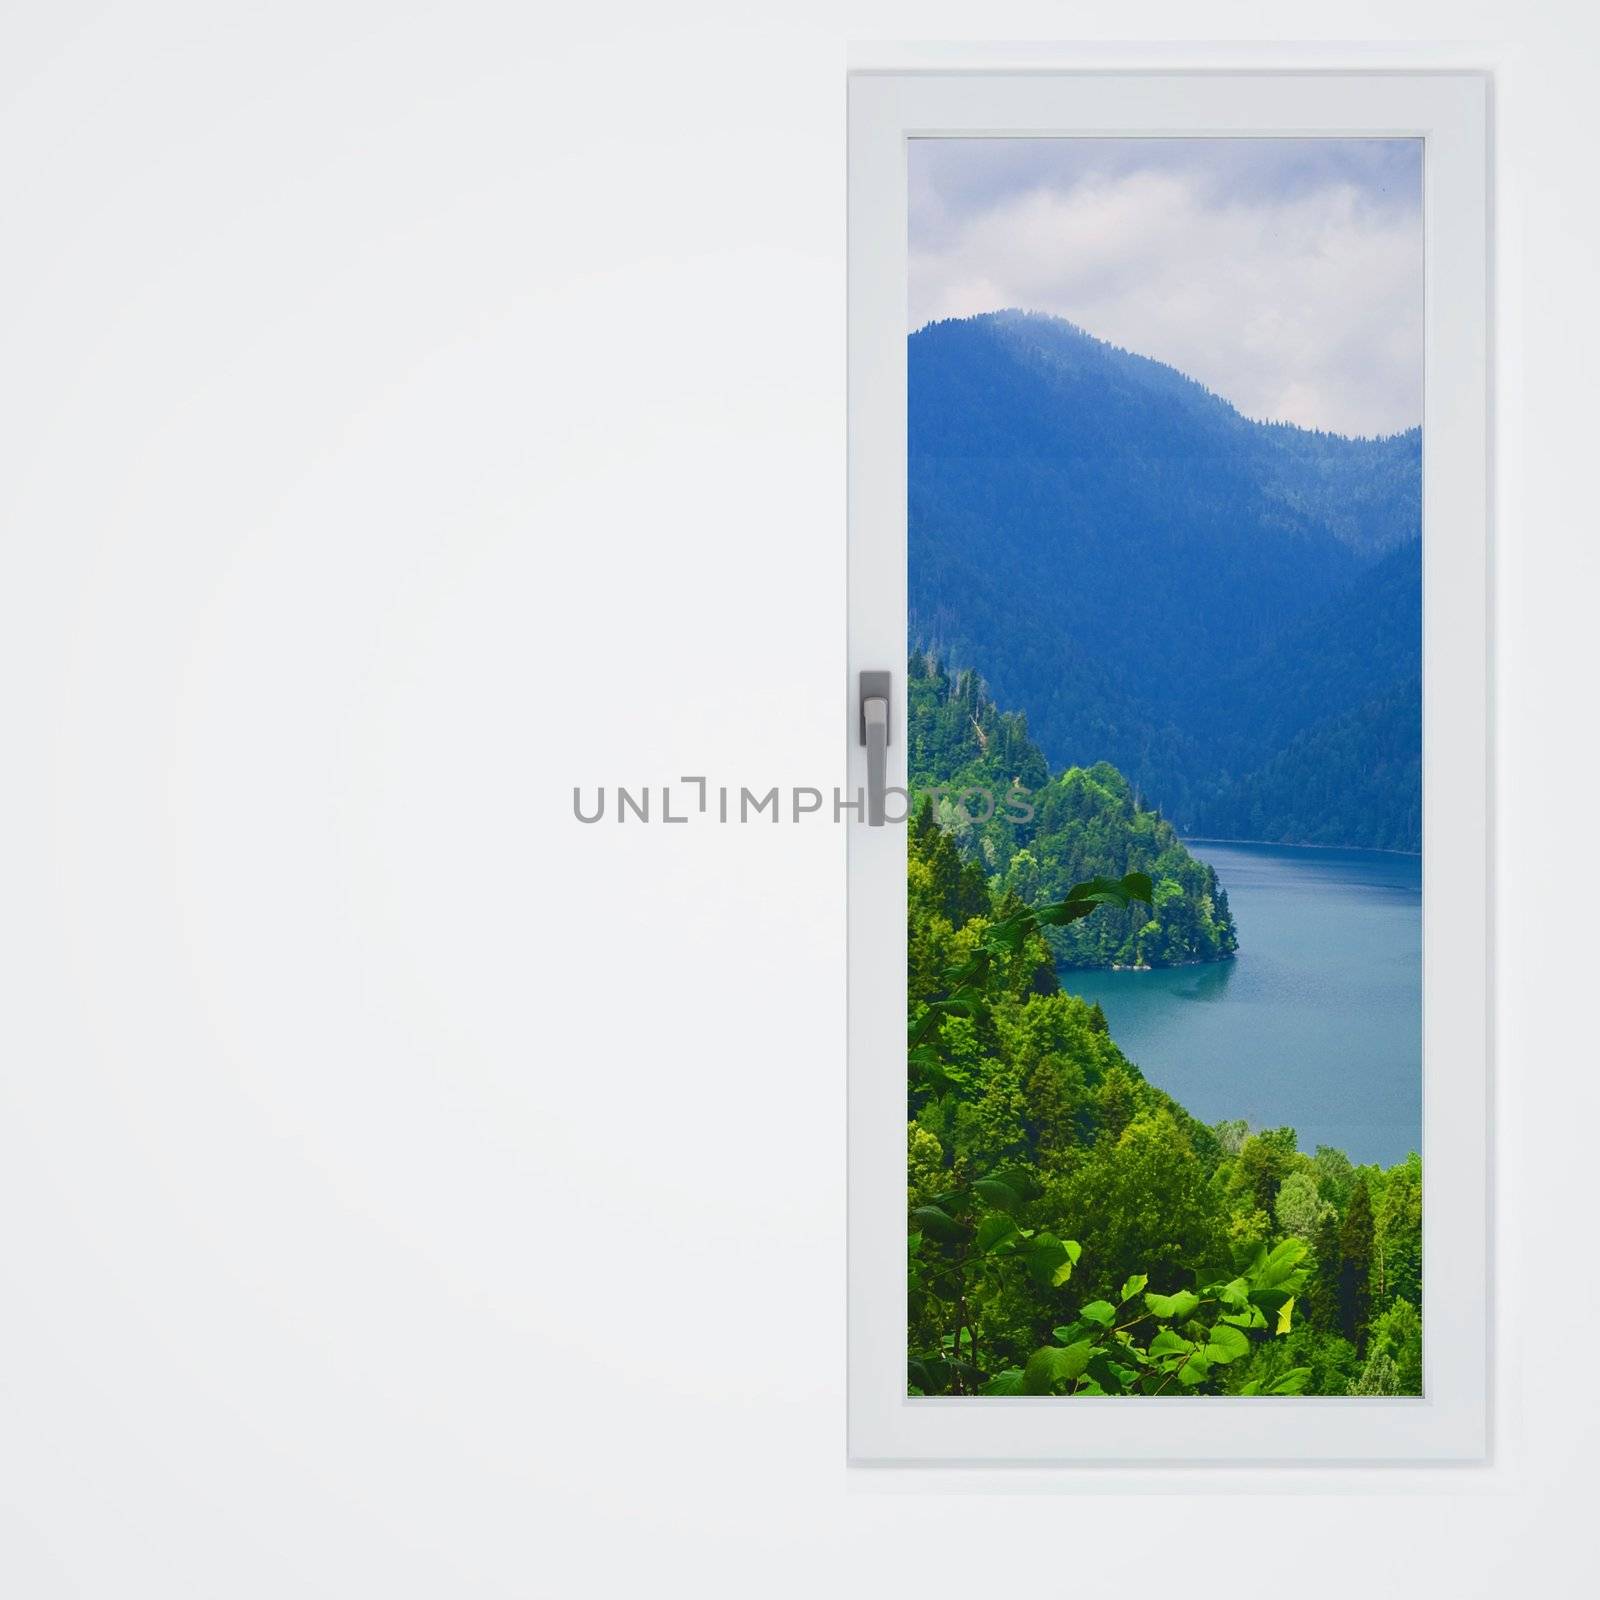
(909, 310, 1421, 850)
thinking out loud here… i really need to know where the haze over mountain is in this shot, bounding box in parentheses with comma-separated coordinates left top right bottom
(908, 310, 1421, 850)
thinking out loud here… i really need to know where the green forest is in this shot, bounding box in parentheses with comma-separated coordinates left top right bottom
(909, 651, 1238, 969)
(909, 311, 1421, 849)
(907, 806, 1423, 1398)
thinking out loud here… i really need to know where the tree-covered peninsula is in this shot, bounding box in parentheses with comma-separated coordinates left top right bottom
(909, 650, 1237, 969)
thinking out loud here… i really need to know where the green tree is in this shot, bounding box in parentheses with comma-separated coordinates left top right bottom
(1337, 1176, 1375, 1349)
(1044, 1111, 1224, 1303)
(1348, 1352, 1402, 1396)
(1094, 1064, 1140, 1144)
(1357, 1297, 1423, 1394)
(1230, 1127, 1299, 1217)
(1274, 1170, 1328, 1241)
(1312, 1144, 1356, 1209)
(1214, 1119, 1249, 1157)
(1305, 1208, 1343, 1335)
(1375, 1153, 1422, 1308)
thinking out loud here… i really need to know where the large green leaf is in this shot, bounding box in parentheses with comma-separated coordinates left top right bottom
(975, 1212, 1020, 1254)
(1143, 1289, 1201, 1322)
(1266, 1367, 1314, 1395)
(972, 1176, 1022, 1212)
(1025, 1234, 1081, 1288)
(977, 874, 1151, 955)
(1063, 873, 1155, 906)
(910, 1205, 972, 1245)
(1055, 1239, 1083, 1287)
(1148, 1329, 1191, 1358)
(1025, 1245, 1062, 1287)
(981, 915, 1033, 955)
(1022, 1340, 1095, 1395)
(1254, 1238, 1310, 1290)
(1203, 1323, 1251, 1365)
(990, 1166, 1040, 1203)
(1247, 1287, 1293, 1320)
(1219, 1305, 1268, 1331)
(980, 1368, 1027, 1396)
(1032, 899, 1102, 929)
(1078, 1300, 1116, 1327)
(943, 952, 993, 987)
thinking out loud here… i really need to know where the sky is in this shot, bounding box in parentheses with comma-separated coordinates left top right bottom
(909, 138, 1423, 438)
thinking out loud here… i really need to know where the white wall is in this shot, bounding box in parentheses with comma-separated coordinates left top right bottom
(0, 3, 1592, 1594)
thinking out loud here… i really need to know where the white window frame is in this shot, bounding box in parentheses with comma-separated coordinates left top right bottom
(846, 68, 1490, 1465)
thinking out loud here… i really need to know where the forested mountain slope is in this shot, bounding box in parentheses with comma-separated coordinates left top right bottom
(907, 810, 1423, 1397)
(909, 310, 1422, 849)
(909, 653, 1236, 968)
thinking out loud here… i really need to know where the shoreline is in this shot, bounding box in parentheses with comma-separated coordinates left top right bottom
(1181, 834, 1423, 859)
(1063, 952, 1237, 976)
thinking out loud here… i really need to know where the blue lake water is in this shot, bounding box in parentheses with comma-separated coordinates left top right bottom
(1065, 842, 1421, 1168)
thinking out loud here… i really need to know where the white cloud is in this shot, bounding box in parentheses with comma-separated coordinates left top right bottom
(909, 141, 1422, 437)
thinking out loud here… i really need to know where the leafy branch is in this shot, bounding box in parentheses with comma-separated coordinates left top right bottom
(982, 1238, 1315, 1398)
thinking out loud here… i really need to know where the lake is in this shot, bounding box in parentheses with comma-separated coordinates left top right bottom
(1065, 841, 1421, 1168)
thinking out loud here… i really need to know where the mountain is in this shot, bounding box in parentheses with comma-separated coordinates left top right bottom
(1191, 541, 1421, 849)
(908, 655, 1237, 969)
(909, 310, 1421, 849)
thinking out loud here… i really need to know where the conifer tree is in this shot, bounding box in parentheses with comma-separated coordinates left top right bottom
(1337, 1176, 1375, 1350)
(1307, 1208, 1344, 1335)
